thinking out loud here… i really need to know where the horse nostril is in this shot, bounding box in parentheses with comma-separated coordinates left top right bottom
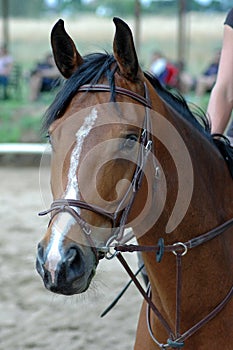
(36, 243, 46, 277)
(64, 246, 85, 283)
(66, 247, 81, 265)
(44, 269, 51, 285)
(37, 243, 44, 263)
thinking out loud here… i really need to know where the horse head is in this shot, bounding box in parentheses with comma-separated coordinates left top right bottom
(36, 18, 160, 295)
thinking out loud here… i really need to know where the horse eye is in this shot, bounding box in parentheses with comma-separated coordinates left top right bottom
(46, 133, 51, 144)
(124, 134, 138, 149)
(45, 133, 54, 151)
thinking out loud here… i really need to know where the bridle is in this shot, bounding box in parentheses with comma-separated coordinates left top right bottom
(115, 218, 233, 349)
(39, 82, 233, 349)
(39, 82, 154, 258)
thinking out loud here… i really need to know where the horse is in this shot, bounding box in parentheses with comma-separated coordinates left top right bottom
(36, 18, 233, 349)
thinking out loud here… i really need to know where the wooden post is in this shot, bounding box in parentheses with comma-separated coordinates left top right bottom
(2, 0, 9, 49)
(177, 0, 187, 87)
(134, 0, 141, 56)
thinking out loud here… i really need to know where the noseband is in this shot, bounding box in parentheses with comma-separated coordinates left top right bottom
(39, 82, 153, 257)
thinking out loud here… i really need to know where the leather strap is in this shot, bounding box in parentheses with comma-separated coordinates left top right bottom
(78, 84, 152, 108)
(115, 216, 233, 256)
(116, 247, 233, 349)
(115, 217, 233, 349)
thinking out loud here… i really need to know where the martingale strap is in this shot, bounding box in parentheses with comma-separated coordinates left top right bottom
(113, 216, 233, 349)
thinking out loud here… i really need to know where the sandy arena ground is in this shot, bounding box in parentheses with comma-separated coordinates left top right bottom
(0, 166, 142, 350)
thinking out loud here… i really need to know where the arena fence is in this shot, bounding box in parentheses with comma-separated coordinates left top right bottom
(0, 143, 51, 155)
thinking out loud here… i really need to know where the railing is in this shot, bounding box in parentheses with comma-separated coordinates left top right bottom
(0, 143, 51, 155)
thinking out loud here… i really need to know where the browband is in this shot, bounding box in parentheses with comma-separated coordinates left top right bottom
(78, 84, 152, 109)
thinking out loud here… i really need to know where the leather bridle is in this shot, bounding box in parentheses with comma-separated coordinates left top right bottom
(39, 82, 233, 349)
(115, 217, 233, 349)
(39, 82, 153, 257)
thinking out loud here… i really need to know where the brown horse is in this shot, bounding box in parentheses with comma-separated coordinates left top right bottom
(36, 18, 233, 349)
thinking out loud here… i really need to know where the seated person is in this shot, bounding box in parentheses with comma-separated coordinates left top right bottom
(149, 51, 167, 83)
(195, 50, 220, 97)
(163, 61, 179, 88)
(0, 45, 13, 99)
(149, 51, 179, 88)
(29, 53, 61, 101)
(179, 50, 220, 96)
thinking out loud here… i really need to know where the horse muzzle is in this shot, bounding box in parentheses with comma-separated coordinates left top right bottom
(36, 242, 97, 295)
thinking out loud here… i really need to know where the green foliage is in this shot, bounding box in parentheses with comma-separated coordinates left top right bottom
(0, 122, 21, 142)
(2, 0, 232, 18)
(8, 0, 45, 18)
(95, 0, 135, 17)
(0, 93, 43, 143)
(0, 108, 42, 143)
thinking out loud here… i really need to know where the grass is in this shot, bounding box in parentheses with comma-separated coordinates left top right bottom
(0, 111, 41, 142)
(0, 85, 54, 143)
(0, 13, 224, 143)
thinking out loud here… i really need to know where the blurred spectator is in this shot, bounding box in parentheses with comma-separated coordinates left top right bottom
(149, 50, 179, 88)
(0, 45, 13, 99)
(149, 51, 167, 83)
(163, 61, 179, 88)
(179, 50, 220, 97)
(195, 50, 220, 97)
(29, 53, 61, 101)
(179, 69, 195, 94)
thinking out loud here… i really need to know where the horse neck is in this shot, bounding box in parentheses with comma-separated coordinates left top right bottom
(137, 95, 233, 331)
(148, 92, 233, 235)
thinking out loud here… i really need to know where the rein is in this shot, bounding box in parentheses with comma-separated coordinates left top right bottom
(39, 82, 233, 349)
(114, 216, 233, 349)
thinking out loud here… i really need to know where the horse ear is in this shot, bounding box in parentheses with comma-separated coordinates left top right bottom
(51, 19, 83, 79)
(113, 17, 143, 81)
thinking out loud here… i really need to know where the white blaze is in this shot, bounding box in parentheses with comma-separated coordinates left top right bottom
(46, 108, 98, 282)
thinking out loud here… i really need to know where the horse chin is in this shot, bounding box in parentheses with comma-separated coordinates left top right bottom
(45, 267, 96, 296)
(72, 267, 96, 294)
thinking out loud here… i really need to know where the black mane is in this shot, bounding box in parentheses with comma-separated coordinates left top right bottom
(145, 72, 233, 177)
(43, 52, 233, 177)
(43, 52, 116, 131)
(145, 71, 211, 136)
